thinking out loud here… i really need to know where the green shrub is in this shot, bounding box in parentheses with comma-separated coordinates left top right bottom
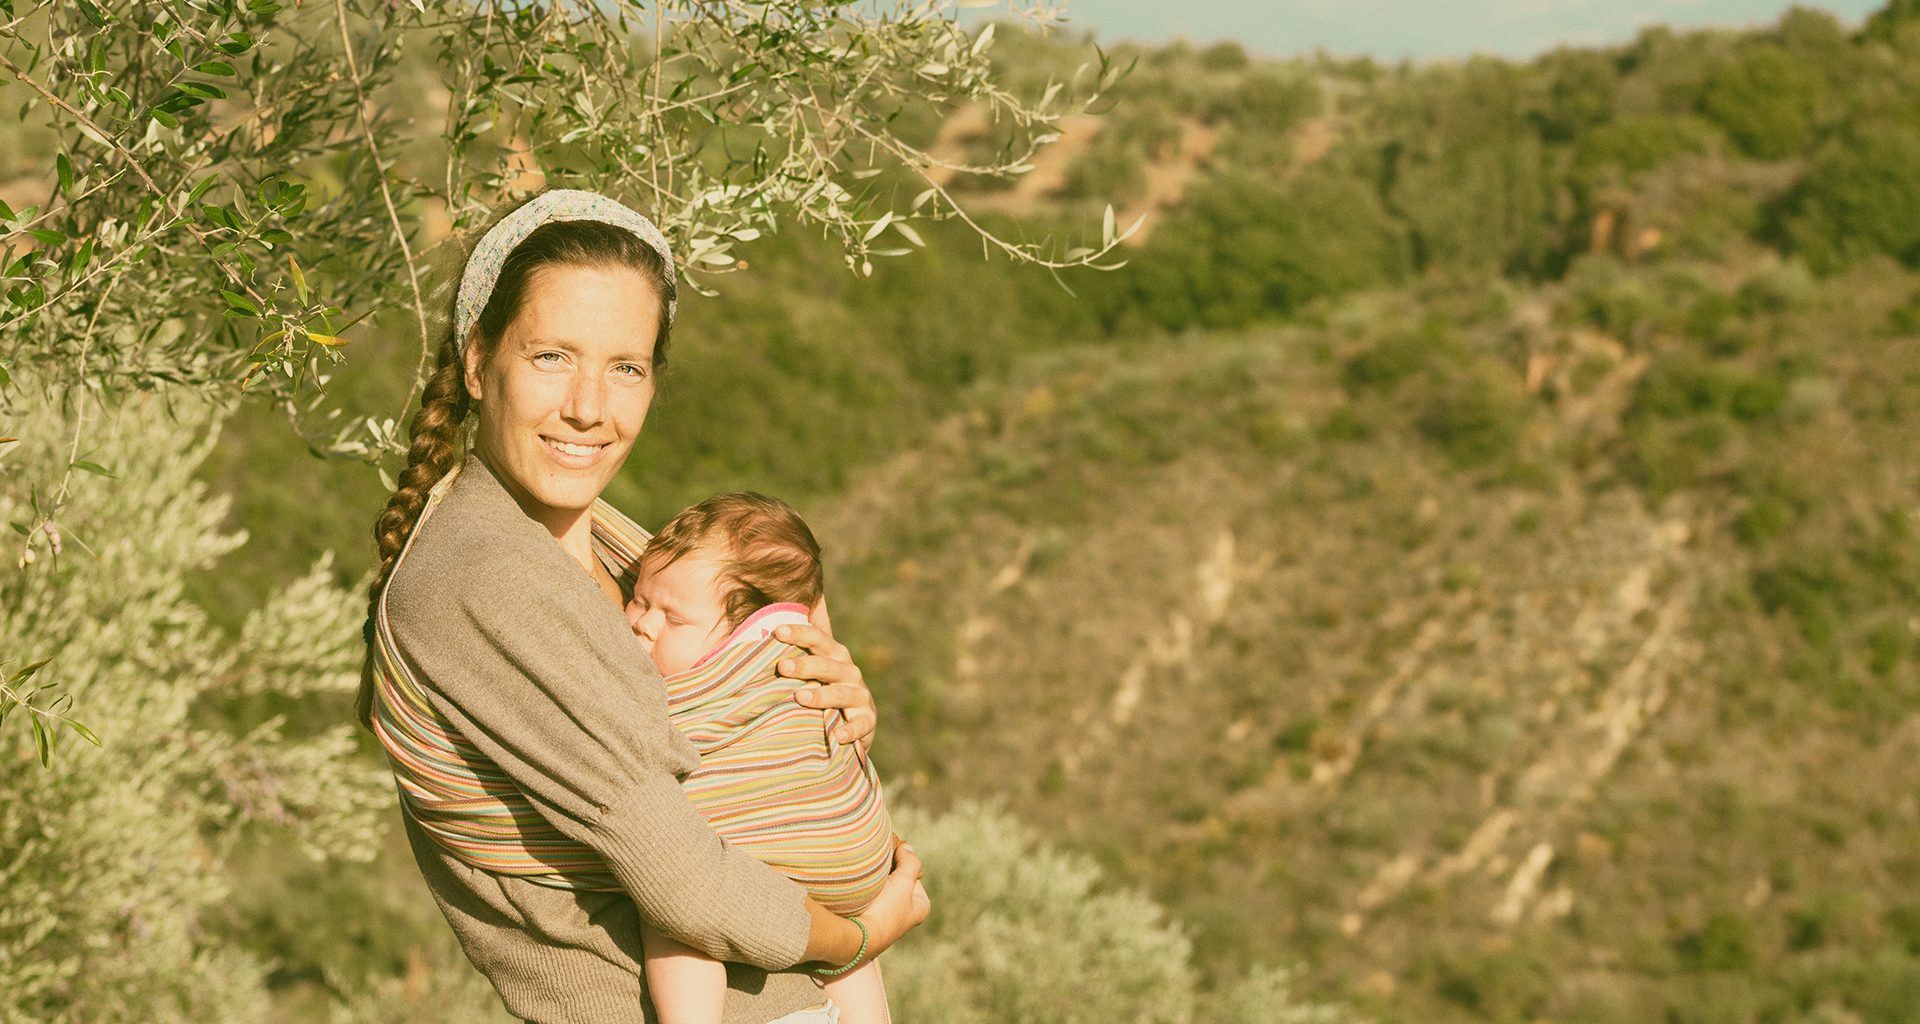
(881, 802, 1356, 1024)
(1342, 322, 1461, 393)
(1566, 255, 1659, 341)
(1779, 121, 1920, 271)
(1570, 115, 1713, 188)
(1675, 912, 1757, 971)
(1205, 69, 1320, 130)
(1535, 48, 1619, 142)
(1751, 558, 1845, 652)
(1699, 44, 1825, 159)
(0, 393, 387, 1023)
(1126, 170, 1407, 330)
(1416, 360, 1531, 467)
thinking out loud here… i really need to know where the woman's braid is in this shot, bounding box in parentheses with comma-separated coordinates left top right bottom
(355, 334, 470, 729)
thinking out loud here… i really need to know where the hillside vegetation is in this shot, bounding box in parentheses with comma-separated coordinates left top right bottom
(168, 4, 1920, 1021)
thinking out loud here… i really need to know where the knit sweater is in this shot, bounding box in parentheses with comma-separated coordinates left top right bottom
(380, 453, 823, 1024)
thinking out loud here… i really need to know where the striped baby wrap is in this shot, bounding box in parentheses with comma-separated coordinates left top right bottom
(370, 462, 894, 914)
(665, 602, 895, 917)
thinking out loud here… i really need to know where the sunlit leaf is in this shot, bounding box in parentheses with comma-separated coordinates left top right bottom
(971, 23, 994, 56)
(67, 719, 101, 746)
(218, 289, 259, 315)
(186, 174, 219, 206)
(10, 658, 52, 684)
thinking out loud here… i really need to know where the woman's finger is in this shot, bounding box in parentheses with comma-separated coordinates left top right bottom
(891, 840, 921, 877)
(774, 622, 850, 662)
(778, 653, 858, 687)
(794, 679, 873, 713)
(796, 682, 876, 748)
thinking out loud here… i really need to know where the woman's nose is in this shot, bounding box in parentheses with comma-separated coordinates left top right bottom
(561, 368, 606, 426)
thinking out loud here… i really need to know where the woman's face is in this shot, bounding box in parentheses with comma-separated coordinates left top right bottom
(465, 262, 662, 533)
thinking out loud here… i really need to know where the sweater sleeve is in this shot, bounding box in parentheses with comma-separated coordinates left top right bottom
(384, 541, 815, 970)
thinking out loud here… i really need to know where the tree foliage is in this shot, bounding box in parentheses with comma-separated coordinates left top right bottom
(1779, 118, 1920, 271)
(1699, 44, 1826, 160)
(0, 0, 1128, 512)
(0, 393, 385, 1022)
(0, 0, 1129, 755)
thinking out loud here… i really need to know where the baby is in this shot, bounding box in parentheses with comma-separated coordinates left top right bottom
(626, 491, 897, 1024)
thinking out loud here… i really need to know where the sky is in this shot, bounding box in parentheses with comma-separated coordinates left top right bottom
(1034, 0, 1887, 61)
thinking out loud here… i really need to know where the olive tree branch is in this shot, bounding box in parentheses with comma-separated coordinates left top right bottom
(332, 0, 433, 413)
(0, 48, 271, 311)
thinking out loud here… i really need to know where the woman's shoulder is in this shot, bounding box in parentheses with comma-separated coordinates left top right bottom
(383, 459, 567, 634)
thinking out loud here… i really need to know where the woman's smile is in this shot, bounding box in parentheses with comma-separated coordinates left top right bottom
(541, 434, 611, 466)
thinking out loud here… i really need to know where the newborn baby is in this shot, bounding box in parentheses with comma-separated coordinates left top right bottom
(626, 491, 896, 1024)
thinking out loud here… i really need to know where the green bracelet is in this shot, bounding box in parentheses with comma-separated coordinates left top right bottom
(813, 916, 869, 978)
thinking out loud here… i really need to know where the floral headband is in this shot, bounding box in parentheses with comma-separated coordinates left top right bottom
(452, 188, 677, 356)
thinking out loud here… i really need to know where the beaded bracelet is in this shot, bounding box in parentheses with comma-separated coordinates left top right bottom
(812, 917, 869, 978)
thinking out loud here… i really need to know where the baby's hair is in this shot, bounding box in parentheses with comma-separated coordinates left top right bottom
(643, 492, 824, 631)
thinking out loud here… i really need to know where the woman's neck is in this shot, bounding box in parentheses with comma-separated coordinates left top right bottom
(473, 450, 598, 575)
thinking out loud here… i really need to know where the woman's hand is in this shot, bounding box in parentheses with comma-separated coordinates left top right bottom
(862, 841, 931, 955)
(775, 595, 876, 754)
(800, 840, 930, 968)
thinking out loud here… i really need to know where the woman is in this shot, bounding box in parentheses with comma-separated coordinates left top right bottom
(355, 188, 929, 1024)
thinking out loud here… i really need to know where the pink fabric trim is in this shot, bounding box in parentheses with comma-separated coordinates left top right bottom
(689, 602, 814, 670)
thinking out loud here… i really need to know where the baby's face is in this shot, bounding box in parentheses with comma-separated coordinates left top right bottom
(627, 549, 731, 676)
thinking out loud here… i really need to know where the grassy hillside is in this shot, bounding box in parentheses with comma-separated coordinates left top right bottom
(817, 258, 1920, 1021)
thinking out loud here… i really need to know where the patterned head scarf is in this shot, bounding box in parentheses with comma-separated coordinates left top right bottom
(452, 189, 677, 357)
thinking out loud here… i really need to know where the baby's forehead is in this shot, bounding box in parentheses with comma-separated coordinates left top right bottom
(637, 544, 726, 588)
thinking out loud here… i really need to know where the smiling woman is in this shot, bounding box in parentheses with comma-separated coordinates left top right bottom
(353, 189, 929, 1024)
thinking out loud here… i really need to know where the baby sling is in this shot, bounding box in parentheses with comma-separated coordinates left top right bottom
(370, 461, 892, 913)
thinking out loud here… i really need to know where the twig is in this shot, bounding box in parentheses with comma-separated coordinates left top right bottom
(333, 0, 434, 418)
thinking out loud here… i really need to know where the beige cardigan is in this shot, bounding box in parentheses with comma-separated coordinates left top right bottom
(380, 454, 822, 1024)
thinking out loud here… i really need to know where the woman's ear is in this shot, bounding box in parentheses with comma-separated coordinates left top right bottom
(462, 327, 486, 400)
